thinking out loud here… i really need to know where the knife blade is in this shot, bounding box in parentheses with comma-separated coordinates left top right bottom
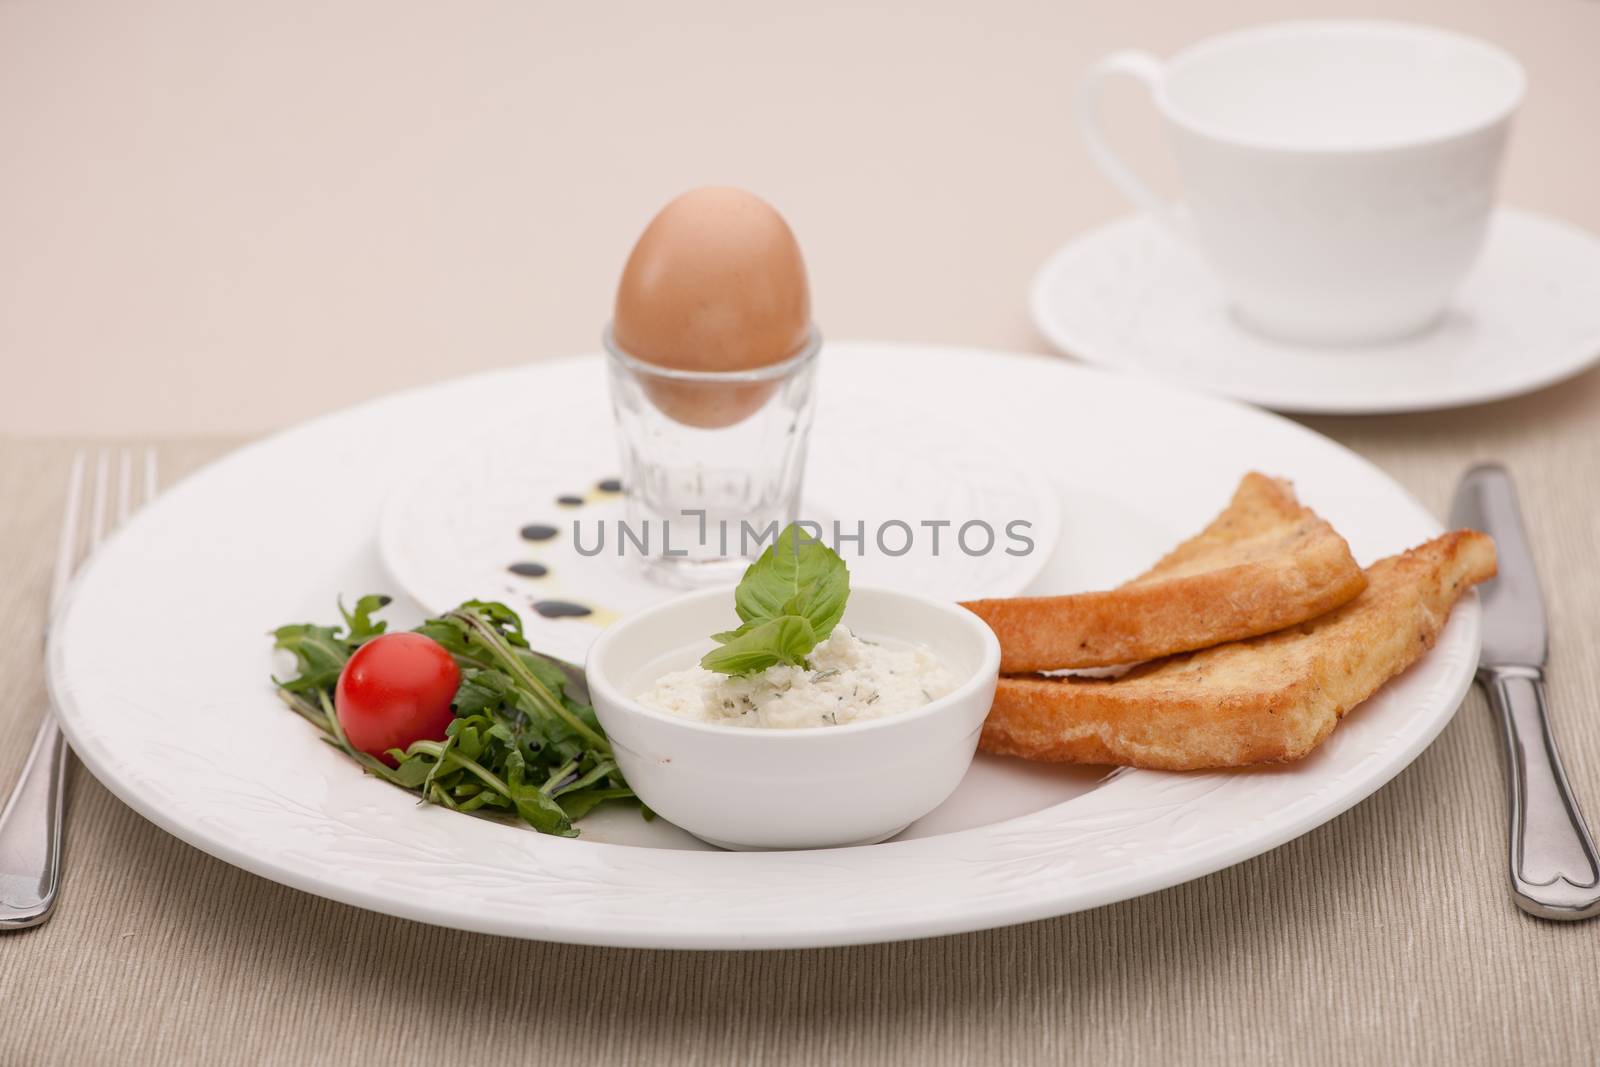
(1450, 464, 1548, 669)
(1450, 463, 1600, 921)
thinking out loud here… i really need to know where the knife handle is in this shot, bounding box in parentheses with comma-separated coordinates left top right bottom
(1480, 666, 1600, 920)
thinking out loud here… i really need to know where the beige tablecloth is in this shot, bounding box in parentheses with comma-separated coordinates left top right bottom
(3, 371, 1599, 1065)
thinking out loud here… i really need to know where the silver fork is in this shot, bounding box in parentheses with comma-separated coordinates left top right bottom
(0, 448, 158, 930)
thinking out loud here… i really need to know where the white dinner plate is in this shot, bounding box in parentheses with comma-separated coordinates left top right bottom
(1031, 207, 1600, 414)
(47, 343, 1480, 949)
(378, 369, 1061, 665)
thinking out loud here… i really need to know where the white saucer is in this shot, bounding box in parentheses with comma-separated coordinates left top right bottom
(378, 348, 1062, 665)
(1030, 207, 1600, 414)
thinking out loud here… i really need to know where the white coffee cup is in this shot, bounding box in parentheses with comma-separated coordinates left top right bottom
(1078, 20, 1525, 345)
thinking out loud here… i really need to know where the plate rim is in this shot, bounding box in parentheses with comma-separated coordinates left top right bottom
(48, 607, 1477, 949)
(45, 342, 1482, 948)
(1029, 205, 1600, 415)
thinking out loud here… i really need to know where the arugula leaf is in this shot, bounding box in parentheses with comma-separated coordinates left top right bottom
(271, 594, 391, 694)
(558, 786, 636, 821)
(339, 594, 392, 642)
(269, 624, 350, 694)
(732, 524, 849, 638)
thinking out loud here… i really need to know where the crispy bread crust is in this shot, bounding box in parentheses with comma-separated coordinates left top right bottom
(980, 530, 1497, 770)
(963, 473, 1367, 672)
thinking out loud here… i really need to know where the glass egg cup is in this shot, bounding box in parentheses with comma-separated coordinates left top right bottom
(602, 323, 822, 587)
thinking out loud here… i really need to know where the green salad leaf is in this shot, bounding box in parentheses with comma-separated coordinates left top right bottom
(271, 597, 640, 837)
(733, 524, 849, 633)
(271, 594, 392, 694)
(700, 615, 817, 674)
(700, 523, 850, 676)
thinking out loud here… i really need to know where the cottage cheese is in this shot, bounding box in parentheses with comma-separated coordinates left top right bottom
(637, 626, 958, 729)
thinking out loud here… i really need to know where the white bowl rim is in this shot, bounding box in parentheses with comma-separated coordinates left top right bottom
(584, 583, 1001, 739)
(1153, 19, 1527, 156)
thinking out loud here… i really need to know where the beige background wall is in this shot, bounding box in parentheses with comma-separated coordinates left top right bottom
(3, 0, 1597, 437)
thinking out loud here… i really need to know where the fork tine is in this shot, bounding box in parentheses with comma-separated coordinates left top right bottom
(88, 450, 111, 553)
(47, 453, 87, 616)
(117, 449, 134, 524)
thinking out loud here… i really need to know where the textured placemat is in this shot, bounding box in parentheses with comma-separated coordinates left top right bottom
(2, 365, 1598, 1065)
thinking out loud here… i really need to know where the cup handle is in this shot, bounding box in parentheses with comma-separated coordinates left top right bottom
(1077, 50, 1189, 244)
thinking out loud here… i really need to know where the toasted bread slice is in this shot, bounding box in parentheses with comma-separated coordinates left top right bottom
(963, 473, 1368, 672)
(980, 530, 1496, 770)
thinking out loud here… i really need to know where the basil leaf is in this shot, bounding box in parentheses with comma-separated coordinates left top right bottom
(700, 615, 817, 675)
(709, 621, 756, 645)
(733, 523, 850, 639)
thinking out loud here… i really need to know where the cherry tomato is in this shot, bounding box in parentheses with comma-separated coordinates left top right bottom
(335, 632, 461, 764)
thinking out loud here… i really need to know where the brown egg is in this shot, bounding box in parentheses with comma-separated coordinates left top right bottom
(612, 187, 813, 427)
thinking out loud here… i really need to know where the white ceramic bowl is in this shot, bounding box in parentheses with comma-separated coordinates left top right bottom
(585, 585, 1001, 850)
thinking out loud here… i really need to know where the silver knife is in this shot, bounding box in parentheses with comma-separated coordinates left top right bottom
(1451, 463, 1600, 920)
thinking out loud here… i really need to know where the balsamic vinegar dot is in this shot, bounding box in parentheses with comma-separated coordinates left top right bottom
(508, 562, 549, 578)
(520, 523, 559, 541)
(556, 495, 584, 507)
(596, 478, 623, 493)
(533, 599, 592, 619)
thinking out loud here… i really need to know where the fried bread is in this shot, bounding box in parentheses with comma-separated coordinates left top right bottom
(980, 530, 1496, 770)
(964, 473, 1367, 672)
